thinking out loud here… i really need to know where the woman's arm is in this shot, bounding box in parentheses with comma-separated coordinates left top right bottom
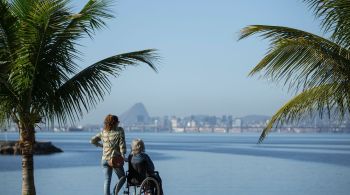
(90, 132, 103, 147)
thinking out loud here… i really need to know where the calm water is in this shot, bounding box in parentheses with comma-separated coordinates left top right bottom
(1, 132, 350, 195)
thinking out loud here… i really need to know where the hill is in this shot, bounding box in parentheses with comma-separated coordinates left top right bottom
(119, 102, 151, 125)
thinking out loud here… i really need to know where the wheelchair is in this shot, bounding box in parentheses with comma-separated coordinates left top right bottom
(114, 171, 162, 195)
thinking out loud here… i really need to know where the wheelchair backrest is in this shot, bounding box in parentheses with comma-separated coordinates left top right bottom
(127, 154, 148, 186)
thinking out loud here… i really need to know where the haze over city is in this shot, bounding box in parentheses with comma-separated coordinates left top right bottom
(77, 0, 321, 125)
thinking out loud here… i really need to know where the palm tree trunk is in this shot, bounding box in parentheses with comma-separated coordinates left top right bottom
(20, 124, 36, 195)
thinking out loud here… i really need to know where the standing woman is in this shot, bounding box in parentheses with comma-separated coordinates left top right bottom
(91, 114, 126, 195)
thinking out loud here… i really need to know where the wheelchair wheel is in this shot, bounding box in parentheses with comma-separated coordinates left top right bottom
(114, 176, 126, 195)
(139, 177, 160, 195)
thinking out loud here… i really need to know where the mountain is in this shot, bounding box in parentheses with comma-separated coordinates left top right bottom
(119, 103, 151, 125)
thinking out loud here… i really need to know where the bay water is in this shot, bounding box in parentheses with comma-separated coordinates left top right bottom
(1, 132, 350, 195)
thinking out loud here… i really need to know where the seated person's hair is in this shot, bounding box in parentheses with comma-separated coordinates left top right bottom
(131, 138, 145, 155)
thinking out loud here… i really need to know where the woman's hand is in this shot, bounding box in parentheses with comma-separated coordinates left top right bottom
(96, 143, 103, 147)
(91, 140, 103, 147)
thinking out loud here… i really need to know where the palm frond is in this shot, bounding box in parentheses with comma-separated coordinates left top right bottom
(0, 90, 18, 125)
(0, 101, 12, 127)
(7, 0, 115, 94)
(42, 0, 115, 71)
(5, 0, 70, 93)
(0, 0, 17, 68)
(55, 0, 114, 43)
(258, 83, 350, 143)
(43, 49, 158, 124)
(1, 0, 159, 129)
(305, 0, 350, 48)
(74, 0, 114, 37)
(239, 25, 350, 91)
(33, 0, 116, 93)
(0, 73, 19, 102)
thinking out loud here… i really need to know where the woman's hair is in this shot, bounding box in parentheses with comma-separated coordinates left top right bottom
(104, 114, 119, 131)
(131, 138, 145, 155)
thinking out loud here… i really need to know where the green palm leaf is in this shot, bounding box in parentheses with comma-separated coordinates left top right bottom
(239, 0, 350, 143)
(305, 0, 350, 48)
(0, 0, 17, 70)
(0, 0, 159, 194)
(45, 49, 158, 124)
(239, 25, 350, 91)
(259, 83, 350, 143)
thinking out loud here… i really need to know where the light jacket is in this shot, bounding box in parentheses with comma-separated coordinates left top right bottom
(90, 127, 126, 160)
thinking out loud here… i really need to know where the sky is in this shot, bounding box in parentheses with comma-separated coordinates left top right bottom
(76, 0, 323, 125)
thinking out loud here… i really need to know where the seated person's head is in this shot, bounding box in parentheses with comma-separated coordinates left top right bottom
(131, 138, 145, 155)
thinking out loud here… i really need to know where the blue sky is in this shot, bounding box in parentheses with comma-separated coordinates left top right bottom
(77, 0, 322, 125)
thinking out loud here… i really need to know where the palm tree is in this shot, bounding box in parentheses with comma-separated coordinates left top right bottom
(0, 0, 158, 194)
(239, 0, 350, 143)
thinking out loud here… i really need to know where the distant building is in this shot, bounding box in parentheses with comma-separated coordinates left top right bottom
(171, 117, 178, 129)
(233, 118, 242, 127)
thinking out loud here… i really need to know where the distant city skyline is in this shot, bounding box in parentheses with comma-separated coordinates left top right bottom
(38, 101, 349, 134)
(81, 101, 275, 125)
(76, 0, 322, 125)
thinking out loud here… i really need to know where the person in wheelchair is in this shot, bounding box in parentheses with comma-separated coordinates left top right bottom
(127, 138, 163, 195)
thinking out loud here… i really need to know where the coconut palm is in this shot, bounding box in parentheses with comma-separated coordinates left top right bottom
(0, 0, 158, 194)
(239, 0, 350, 143)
